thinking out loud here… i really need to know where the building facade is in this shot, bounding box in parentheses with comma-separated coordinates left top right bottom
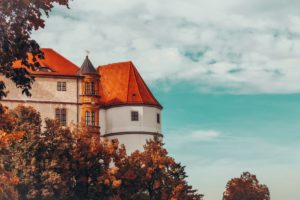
(0, 48, 163, 153)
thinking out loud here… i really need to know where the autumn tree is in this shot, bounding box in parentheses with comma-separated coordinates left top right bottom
(0, 105, 124, 200)
(11, 119, 75, 199)
(4, 106, 125, 200)
(70, 126, 125, 200)
(2, 106, 203, 200)
(117, 137, 203, 200)
(0, 105, 14, 131)
(0, 0, 70, 99)
(8, 105, 42, 134)
(223, 172, 270, 200)
(0, 130, 24, 200)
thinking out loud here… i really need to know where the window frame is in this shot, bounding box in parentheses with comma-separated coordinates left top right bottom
(61, 82, 66, 91)
(131, 111, 139, 121)
(55, 108, 61, 121)
(85, 111, 90, 126)
(57, 82, 62, 91)
(157, 113, 160, 124)
(57, 81, 67, 91)
(55, 108, 67, 126)
(91, 111, 95, 126)
(61, 108, 66, 126)
(85, 82, 90, 95)
(91, 82, 95, 95)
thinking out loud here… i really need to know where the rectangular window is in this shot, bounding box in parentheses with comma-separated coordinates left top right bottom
(85, 111, 90, 126)
(55, 108, 60, 121)
(62, 82, 66, 91)
(131, 111, 139, 121)
(57, 82, 67, 91)
(91, 82, 95, 95)
(157, 113, 160, 124)
(85, 82, 90, 95)
(57, 82, 61, 91)
(61, 109, 66, 126)
(55, 108, 67, 126)
(91, 112, 95, 126)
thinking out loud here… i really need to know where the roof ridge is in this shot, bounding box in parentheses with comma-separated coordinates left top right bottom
(132, 64, 162, 108)
(98, 61, 133, 68)
(42, 48, 79, 69)
(126, 63, 132, 102)
(130, 62, 144, 102)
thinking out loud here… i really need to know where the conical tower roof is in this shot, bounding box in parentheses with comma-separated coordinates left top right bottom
(97, 61, 162, 109)
(77, 56, 98, 75)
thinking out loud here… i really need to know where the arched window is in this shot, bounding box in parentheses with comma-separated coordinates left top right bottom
(85, 111, 90, 126)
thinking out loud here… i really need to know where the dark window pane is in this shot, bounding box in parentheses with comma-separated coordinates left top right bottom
(57, 82, 61, 91)
(91, 112, 95, 126)
(55, 108, 67, 126)
(61, 109, 66, 126)
(131, 111, 139, 121)
(85, 82, 90, 95)
(62, 82, 66, 91)
(91, 82, 95, 95)
(55, 109, 60, 120)
(85, 111, 90, 126)
(157, 113, 160, 124)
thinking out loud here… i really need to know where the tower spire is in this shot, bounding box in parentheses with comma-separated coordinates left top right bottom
(77, 53, 98, 75)
(85, 50, 90, 57)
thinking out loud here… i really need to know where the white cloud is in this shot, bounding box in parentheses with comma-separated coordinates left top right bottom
(166, 129, 221, 143)
(189, 130, 221, 140)
(33, 0, 300, 93)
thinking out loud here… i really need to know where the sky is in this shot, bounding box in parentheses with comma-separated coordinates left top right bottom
(33, 0, 300, 199)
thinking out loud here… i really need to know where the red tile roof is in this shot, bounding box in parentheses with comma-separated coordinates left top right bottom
(13, 48, 79, 76)
(13, 48, 161, 108)
(97, 61, 162, 109)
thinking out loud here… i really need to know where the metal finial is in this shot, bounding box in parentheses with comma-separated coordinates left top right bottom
(85, 50, 90, 57)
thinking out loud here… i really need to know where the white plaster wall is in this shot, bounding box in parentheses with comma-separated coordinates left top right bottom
(0, 76, 78, 103)
(0, 76, 79, 128)
(101, 106, 162, 153)
(0, 101, 78, 129)
(103, 106, 162, 135)
(99, 109, 107, 135)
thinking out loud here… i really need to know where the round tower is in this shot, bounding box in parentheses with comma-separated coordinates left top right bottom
(97, 61, 163, 153)
(78, 56, 100, 135)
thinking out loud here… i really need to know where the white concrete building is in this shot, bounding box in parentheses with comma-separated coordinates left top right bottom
(0, 48, 163, 153)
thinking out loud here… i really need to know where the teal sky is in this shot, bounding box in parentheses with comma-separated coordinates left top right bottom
(32, 0, 300, 199)
(153, 83, 300, 200)
(153, 83, 300, 199)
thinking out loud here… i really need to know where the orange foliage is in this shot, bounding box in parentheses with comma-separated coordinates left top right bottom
(223, 172, 270, 200)
(0, 106, 202, 200)
(0, 130, 24, 146)
(0, 130, 23, 200)
(116, 137, 203, 200)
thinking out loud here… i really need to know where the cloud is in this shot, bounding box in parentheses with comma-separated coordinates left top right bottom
(33, 0, 300, 94)
(164, 129, 300, 200)
(166, 129, 221, 144)
(189, 130, 221, 140)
